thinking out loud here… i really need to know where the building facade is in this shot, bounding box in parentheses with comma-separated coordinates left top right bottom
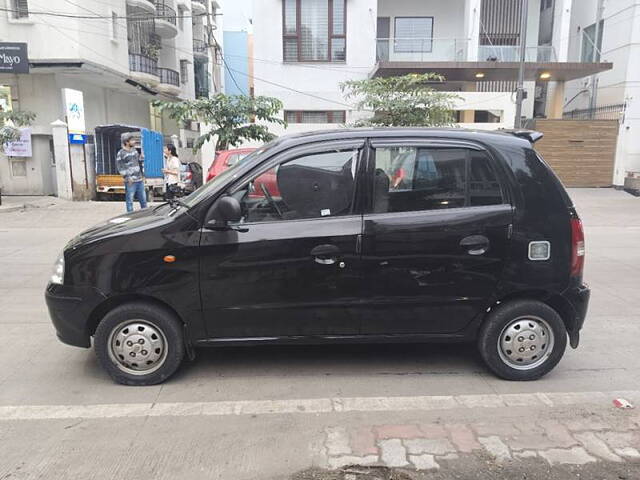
(0, 0, 222, 195)
(251, 0, 610, 137)
(565, 0, 640, 186)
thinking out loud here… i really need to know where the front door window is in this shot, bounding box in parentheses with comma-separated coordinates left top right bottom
(236, 149, 359, 223)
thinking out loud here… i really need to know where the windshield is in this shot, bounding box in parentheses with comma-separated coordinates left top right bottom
(180, 143, 277, 208)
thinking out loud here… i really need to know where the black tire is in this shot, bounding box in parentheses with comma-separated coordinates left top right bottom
(477, 300, 567, 381)
(94, 302, 185, 386)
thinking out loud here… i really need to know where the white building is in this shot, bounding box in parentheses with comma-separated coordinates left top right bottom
(0, 0, 222, 195)
(251, 0, 610, 136)
(565, 0, 640, 186)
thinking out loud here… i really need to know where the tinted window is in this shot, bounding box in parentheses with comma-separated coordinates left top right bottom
(469, 151, 504, 206)
(374, 147, 466, 212)
(236, 150, 359, 223)
(373, 147, 504, 213)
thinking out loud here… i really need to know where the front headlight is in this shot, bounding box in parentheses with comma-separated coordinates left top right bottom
(50, 252, 65, 285)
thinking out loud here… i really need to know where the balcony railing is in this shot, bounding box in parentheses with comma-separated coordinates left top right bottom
(195, 71, 211, 98)
(154, 0, 177, 25)
(159, 67, 180, 86)
(129, 53, 159, 76)
(375, 38, 563, 65)
(193, 38, 207, 54)
(192, 0, 206, 5)
(478, 45, 558, 62)
(376, 38, 468, 62)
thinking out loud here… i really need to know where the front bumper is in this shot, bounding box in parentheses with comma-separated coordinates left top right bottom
(561, 283, 591, 348)
(45, 283, 107, 348)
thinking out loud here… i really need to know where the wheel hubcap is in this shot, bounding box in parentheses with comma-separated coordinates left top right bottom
(498, 316, 555, 370)
(108, 320, 168, 375)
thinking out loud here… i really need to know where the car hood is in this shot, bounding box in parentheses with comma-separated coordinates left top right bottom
(67, 207, 169, 250)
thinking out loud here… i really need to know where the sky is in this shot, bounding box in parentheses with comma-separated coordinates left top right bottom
(222, 0, 253, 32)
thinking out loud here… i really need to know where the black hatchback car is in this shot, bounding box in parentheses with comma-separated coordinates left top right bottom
(45, 128, 589, 385)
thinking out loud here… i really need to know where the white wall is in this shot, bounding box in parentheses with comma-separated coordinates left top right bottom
(252, 0, 377, 120)
(565, 0, 640, 184)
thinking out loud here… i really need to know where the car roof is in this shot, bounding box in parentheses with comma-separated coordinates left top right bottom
(272, 127, 532, 149)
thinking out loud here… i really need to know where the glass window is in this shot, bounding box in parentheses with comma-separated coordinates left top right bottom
(373, 147, 504, 213)
(283, 0, 346, 62)
(469, 151, 504, 206)
(236, 150, 359, 223)
(394, 17, 433, 53)
(284, 110, 346, 124)
(581, 20, 604, 62)
(12, 0, 29, 19)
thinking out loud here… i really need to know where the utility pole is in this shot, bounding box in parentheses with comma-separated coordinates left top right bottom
(589, 0, 605, 117)
(514, 0, 529, 128)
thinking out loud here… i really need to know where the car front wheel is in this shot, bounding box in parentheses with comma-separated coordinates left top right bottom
(478, 300, 567, 381)
(94, 302, 185, 386)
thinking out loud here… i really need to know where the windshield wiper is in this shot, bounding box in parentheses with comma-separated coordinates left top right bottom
(167, 197, 190, 210)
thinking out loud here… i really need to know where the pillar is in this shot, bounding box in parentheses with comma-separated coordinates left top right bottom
(51, 120, 73, 200)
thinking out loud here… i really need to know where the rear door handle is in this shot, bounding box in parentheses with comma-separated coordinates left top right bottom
(460, 235, 490, 256)
(311, 244, 340, 265)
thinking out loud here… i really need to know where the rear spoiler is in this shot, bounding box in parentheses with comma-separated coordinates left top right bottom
(500, 129, 544, 144)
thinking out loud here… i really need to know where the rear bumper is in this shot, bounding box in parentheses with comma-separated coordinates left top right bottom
(561, 283, 591, 348)
(45, 283, 107, 348)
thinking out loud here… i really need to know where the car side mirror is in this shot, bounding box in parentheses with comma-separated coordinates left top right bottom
(206, 196, 242, 228)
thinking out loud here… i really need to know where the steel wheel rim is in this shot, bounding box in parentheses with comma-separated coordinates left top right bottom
(497, 315, 555, 371)
(107, 320, 168, 376)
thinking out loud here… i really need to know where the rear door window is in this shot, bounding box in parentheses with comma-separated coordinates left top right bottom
(372, 146, 505, 213)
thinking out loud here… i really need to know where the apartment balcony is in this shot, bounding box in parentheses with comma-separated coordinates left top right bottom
(154, 0, 178, 38)
(129, 53, 160, 86)
(373, 38, 613, 83)
(127, 0, 156, 14)
(193, 38, 208, 60)
(191, 0, 206, 14)
(195, 70, 210, 98)
(157, 67, 181, 96)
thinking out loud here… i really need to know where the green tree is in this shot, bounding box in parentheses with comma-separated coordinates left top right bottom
(341, 73, 460, 127)
(153, 94, 286, 151)
(1, 110, 36, 150)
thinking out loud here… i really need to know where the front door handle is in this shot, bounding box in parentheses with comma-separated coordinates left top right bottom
(460, 235, 490, 256)
(311, 244, 340, 265)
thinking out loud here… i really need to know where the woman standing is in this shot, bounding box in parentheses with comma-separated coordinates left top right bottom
(162, 144, 181, 199)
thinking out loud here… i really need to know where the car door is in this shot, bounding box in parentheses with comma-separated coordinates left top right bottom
(360, 140, 513, 335)
(199, 140, 366, 339)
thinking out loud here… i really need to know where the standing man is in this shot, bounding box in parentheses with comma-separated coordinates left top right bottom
(116, 132, 147, 212)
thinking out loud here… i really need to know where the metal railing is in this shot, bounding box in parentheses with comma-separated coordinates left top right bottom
(154, 0, 177, 25)
(129, 53, 159, 76)
(478, 45, 558, 62)
(563, 103, 625, 121)
(192, 0, 206, 5)
(193, 38, 207, 54)
(376, 38, 468, 62)
(158, 67, 180, 86)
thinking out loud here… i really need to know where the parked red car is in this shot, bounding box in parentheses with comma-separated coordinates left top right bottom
(206, 148, 256, 182)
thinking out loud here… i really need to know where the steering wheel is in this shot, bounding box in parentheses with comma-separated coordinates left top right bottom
(260, 183, 283, 218)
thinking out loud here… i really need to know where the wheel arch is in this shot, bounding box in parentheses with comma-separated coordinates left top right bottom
(86, 294, 186, 338)
(486, 290, 578, 346)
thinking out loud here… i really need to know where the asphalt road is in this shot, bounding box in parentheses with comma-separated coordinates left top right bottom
(0, 189, 639, 479)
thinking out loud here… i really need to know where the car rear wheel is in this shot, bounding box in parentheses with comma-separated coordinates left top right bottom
(94, 302, 184, 386)
(478, 300, 567, 381)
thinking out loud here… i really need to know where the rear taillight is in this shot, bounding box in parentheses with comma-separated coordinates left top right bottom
(570, 217, 585, 277)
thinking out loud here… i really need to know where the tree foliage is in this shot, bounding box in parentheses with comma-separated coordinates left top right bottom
(1, 110, 36, 149)
(153, 94, 286, 151)
(341, 73, 460, 127)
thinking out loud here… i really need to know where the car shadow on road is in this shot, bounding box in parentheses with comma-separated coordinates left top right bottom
(176, 342, 488, 381)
